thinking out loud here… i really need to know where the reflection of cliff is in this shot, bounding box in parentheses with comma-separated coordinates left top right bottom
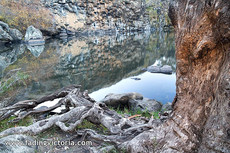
(146, 32, 176, 70)
(0, 44, 25, 77)
(55, 35, 147, 92)
(0, 32, 175, 103)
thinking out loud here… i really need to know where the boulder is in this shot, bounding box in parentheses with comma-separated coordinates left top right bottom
(0, 22, 23, 42)
(9, 28, 23, 41)
(0, 21, 9, 32)
(0, 26, 13, 42)
(160, 65, 173, 74)
(147, 65, 173, 74)
(0, 134, 36, 153)
(161, 102, 172, 111)
(25, 26, 45, 45)
(101, 93, 163, 112)
(147, 65, 161, 73)
(131, 98, 162, 112)
(101, 92, 143, 108)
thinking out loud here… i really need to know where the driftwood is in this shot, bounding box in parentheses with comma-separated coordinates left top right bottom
(0, 86, 161, 151)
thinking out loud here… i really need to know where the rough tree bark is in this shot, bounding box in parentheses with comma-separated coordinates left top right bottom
(126, 0, 230, 152)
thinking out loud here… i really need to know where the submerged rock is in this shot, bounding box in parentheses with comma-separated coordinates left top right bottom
(0, 44, 25, 66)
(131, 77, 141, 80)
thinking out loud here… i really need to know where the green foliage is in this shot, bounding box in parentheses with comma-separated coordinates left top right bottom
(105, 148, 127, 153)
(137, 109, 160, 119)
(147, 7, 158, 20)
(114, 106, 132, 116)
(76, 120, 109, 134)
(145, 0, 172, 28)
(110, 106, 160, 119)
(152, 111, 160, 119)
(0, 115, 33, 133)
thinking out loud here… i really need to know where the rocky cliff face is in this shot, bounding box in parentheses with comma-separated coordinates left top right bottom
(42, 0, 171, 35)
(0, 0, 171, 37)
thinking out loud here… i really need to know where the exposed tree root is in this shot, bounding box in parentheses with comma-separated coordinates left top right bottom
(0, 85, 83, 122)
(0, 86, 160, 151)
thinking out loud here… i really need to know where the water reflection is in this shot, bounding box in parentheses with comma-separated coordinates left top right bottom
(90, 72, 176, 103)
(0, 44, 25, 76)
(0, 31, 175, 104)
(26, 44, 45, 57)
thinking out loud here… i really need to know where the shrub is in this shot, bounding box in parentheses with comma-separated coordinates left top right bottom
(0, 0, 53, 33)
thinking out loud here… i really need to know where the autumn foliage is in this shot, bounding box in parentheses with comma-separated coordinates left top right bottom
(0, 0, 53, 33)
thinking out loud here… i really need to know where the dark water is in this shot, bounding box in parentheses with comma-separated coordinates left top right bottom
(0, 31, 176, 104)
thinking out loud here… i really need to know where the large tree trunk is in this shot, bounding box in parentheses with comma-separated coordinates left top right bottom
(126, 0, 230, 152)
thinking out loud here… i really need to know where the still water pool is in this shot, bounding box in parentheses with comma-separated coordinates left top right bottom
(90, 72, 176, 103)
(0, 31, 176, 105)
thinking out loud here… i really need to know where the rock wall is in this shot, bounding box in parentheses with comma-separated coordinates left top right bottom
(45, 0, 172, 35)
(42, 0, 171, 34)
(0, 0, 171, 37)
